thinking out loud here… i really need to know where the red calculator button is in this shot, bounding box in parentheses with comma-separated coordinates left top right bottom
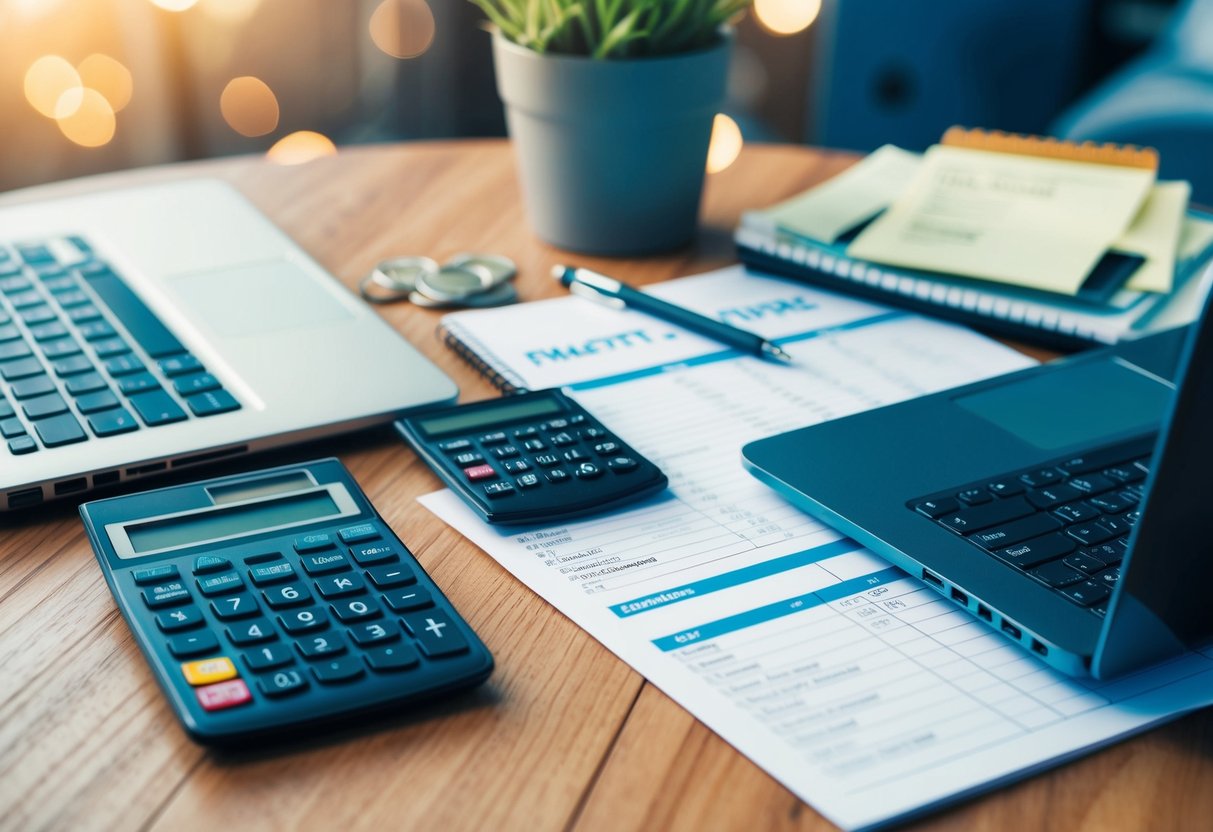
(464, 464, 496, 481)
(195, 678, 252, 711)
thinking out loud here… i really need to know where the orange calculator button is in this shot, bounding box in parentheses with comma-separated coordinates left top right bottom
(181, 656, 237, 686)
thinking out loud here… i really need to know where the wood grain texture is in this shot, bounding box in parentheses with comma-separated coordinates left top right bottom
(0, 141, 1208, 832)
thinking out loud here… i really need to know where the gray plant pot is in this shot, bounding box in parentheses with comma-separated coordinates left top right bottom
(492, 31, 732, 256)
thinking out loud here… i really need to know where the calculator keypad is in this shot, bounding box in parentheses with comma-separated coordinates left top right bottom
(126, 519, 479, 727)
(400, 390, 667, 525)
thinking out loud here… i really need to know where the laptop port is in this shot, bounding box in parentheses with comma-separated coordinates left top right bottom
(1031, 639, 1049, 657)
(950, 588, 968, 606)
(93, 470, 120, 486)
(922, 569, 944, 588)
(977, 604, 993, 621)
(1001, 619, 1022, 640)
(54, 478, 87, 496)
(7, 487, 43, 509)
(127, 462, 167, 476)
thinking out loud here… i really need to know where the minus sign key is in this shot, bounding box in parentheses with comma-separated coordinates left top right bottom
(383, 587, 432, 612)
(367, 563, 416, 589)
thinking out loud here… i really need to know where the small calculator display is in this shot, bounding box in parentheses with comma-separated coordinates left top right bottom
(79, 459, 493, 747)
(396, 389, 668, 525)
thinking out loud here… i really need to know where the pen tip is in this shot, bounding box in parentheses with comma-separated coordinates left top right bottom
(551, 264, 570, 283)
(764, 343, 793, 363)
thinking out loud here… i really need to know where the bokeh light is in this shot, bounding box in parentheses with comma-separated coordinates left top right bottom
(753, 0, 822, 35)
(369, 0, 436, 59)
(706, 114, 743, 174)
(24, 56, 83, 119)
(10, 0, 66, 18)
(148, 0, 200, 10)
(56, 88, 116, 148)
(200, 0, 262, 23)
(267, 131, 337, 165)
(220, 76, 280, 137)
(78, 54, 133, 112)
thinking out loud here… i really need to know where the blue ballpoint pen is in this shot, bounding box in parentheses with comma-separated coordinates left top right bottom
(553, 265, 793, 363)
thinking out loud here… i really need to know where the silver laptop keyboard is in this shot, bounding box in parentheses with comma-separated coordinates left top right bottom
(0, 236, 240, 457)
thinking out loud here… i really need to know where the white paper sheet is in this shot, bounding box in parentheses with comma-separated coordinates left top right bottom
(424, 267, 1213, 830)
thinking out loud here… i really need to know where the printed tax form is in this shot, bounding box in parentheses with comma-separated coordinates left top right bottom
(422, 267, 1213, 830)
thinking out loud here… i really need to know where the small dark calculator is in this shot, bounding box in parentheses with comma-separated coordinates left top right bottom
(396, 389, 668, 525)
(79, 459, 493, 747)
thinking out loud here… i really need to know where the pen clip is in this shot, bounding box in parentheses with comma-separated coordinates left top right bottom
(569, 281, 625, 310)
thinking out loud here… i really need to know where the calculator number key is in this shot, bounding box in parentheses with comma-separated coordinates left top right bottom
(296, 632, 346, 658)
(243, 643, 294, 672)
(258, 668, 308, 697)
(263, 582, 313, 608)
(279, 607, 329, 634)
(332, 596, 382, 622)
(156, 606, 204, 632)
(349, 620, 400, 646)
(226, 617, 276, 646)
(210, 592, 259, 620)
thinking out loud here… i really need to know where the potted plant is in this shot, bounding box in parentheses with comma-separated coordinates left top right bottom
(470, 0, 750, 255)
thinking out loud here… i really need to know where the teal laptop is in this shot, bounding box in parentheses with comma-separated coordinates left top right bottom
(743, 295, 1213, 679)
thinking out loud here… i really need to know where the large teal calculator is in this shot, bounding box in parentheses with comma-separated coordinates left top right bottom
(79, 459, 493, 747)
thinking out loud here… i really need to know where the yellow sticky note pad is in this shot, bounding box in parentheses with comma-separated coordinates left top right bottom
(762, 145, 922, 243)
(847, 144, 1156, 295)
(1115, 180, 1191, 293)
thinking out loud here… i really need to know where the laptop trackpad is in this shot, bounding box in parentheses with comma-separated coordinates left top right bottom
(166, 259, 353, 337)
(954, 358, 1172, 451)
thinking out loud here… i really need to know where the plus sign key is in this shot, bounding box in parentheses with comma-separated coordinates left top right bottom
(402, 611, 469, 658)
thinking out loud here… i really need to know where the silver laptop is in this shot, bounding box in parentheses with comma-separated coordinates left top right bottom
(0, 179, 457, 510)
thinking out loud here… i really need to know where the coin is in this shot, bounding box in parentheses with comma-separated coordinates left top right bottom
(414, 263, 495, 302)
(359, 256, 438, 304)
(457, 282, 518, 308)
(445, 253, 517, 286)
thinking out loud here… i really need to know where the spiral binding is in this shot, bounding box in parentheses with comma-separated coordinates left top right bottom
(438, 323, 529, 395)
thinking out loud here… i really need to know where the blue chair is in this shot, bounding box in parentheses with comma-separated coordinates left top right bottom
(1053, 0, 1213, 204)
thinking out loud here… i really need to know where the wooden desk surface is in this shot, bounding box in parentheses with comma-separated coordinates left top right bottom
(1, 141, 1210, 832)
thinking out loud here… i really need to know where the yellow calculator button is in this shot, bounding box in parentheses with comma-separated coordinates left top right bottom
(181, 657, 237, 686)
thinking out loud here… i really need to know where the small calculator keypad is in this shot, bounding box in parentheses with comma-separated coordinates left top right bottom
(399, 389, 667, 525)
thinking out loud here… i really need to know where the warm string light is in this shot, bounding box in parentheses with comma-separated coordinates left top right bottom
(369, 0, 436, 59)
(706, 114, 743, 174)
(753, 0, 821, 35)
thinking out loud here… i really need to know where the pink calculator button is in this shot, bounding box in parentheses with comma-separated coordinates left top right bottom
(196, 678, 252, 711)
(464, 464, 496, 481)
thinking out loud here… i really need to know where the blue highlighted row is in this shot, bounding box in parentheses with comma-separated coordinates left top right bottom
(651, 566, 906, 652)
(568, 312, 908, 392)
(610, 538, 863, 618)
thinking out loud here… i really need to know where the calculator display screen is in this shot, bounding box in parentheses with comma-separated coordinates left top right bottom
(125, 491, 341, 554)
(418, 397, 564, 436)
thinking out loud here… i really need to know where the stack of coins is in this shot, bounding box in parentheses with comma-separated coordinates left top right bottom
(360, 253, 518, 308)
